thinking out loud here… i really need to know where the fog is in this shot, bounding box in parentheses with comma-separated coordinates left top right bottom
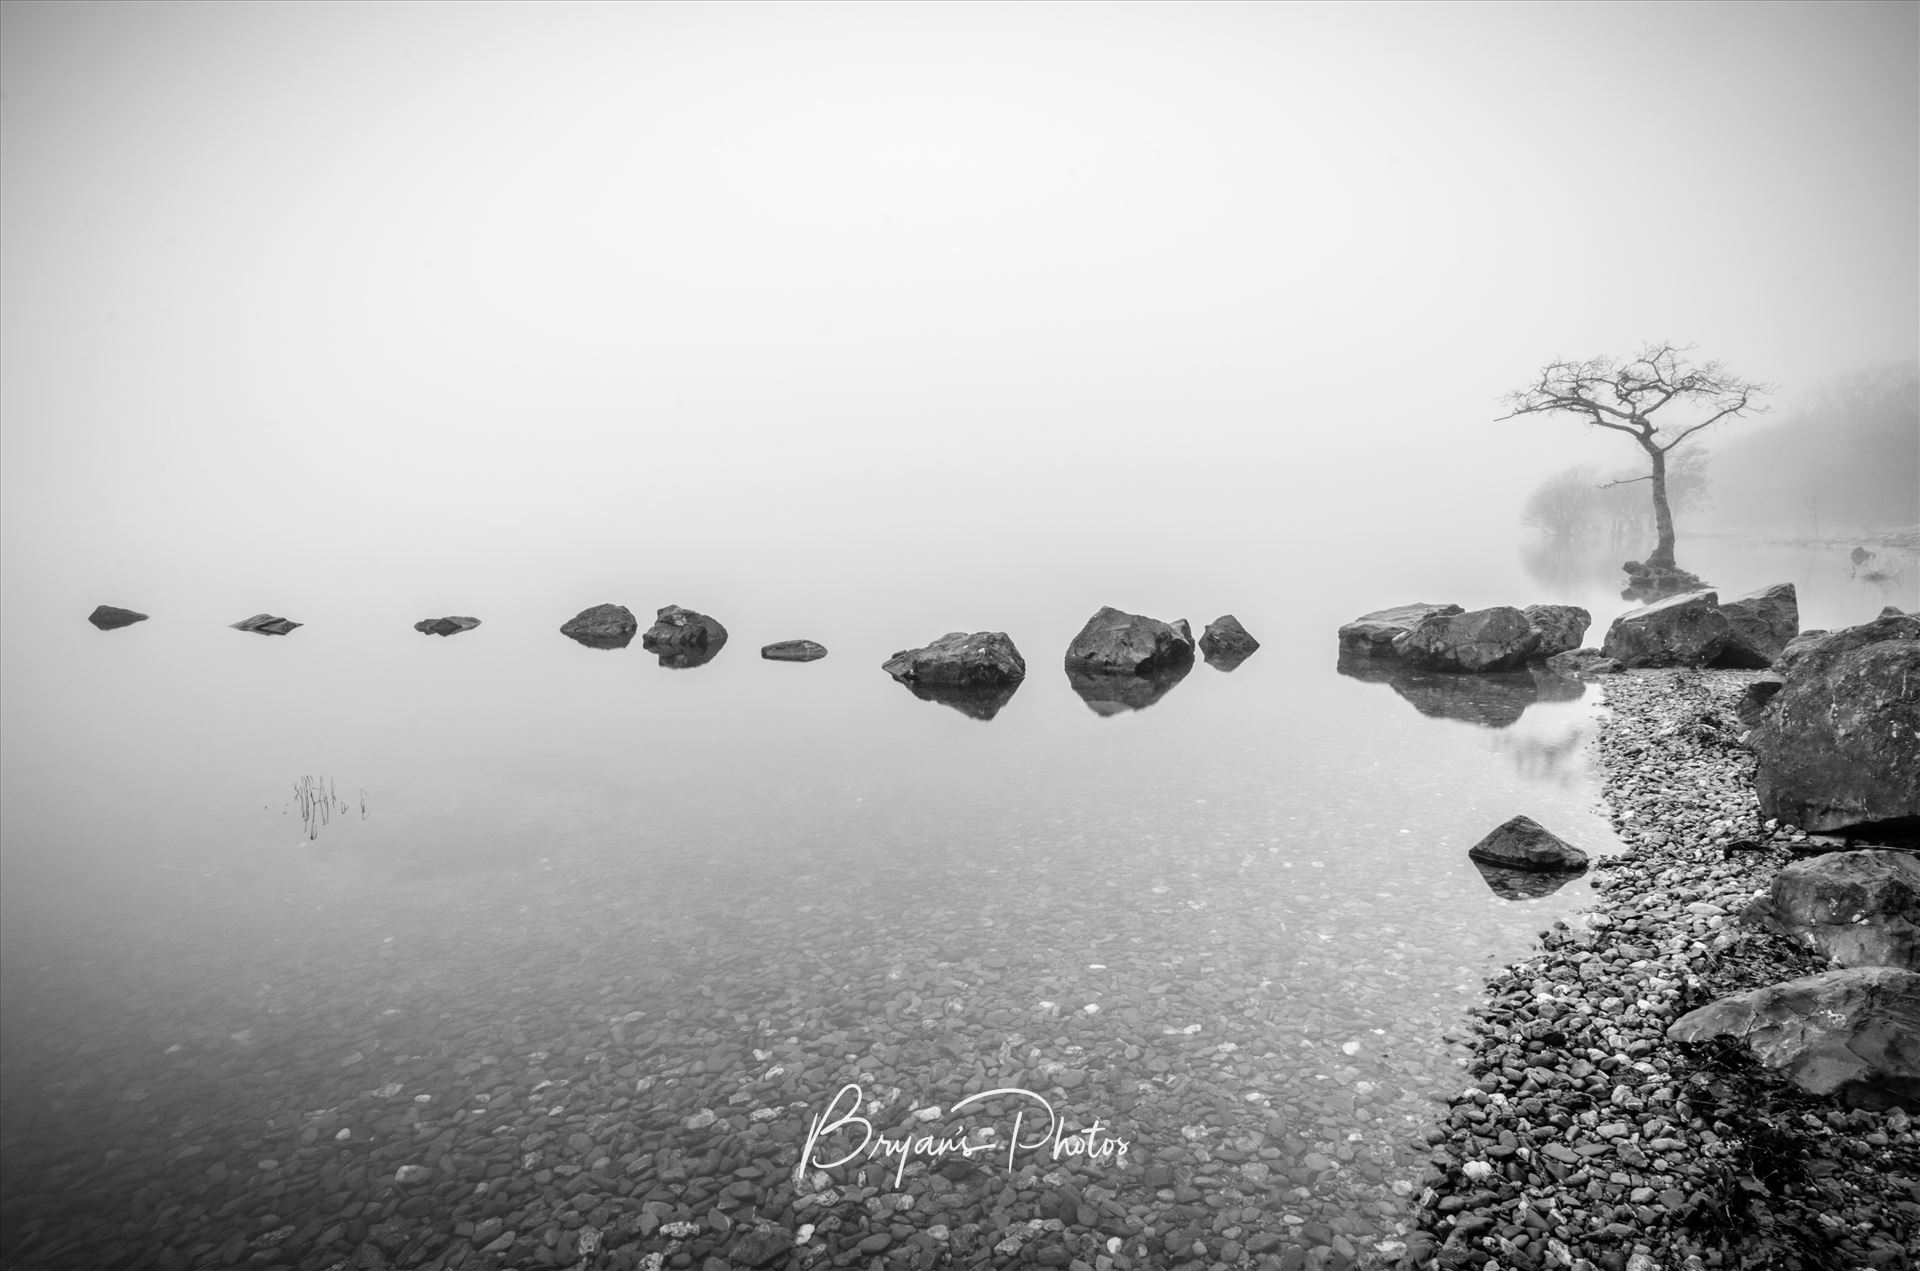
(2, 1, 1915, 612)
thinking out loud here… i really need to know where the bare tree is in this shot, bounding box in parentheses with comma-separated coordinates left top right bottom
(1499, 343, 1767, 568)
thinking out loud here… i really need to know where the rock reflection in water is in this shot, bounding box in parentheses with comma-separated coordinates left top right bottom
(895, 678, 1021, 720)
(1066, 660, 1192, 716)
(1473, 860, 1587, 900)
(1336, 654, 1584, 728)
(648, 633, 726, 669)
(562, 630, 635, 650)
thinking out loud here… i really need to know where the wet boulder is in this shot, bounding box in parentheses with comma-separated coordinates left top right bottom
(560, 603, 638, 648)
(1546, 647, 1624, 677)
(1466, 815, 1589, 872)
(762, 639, 828, 662)
(1393, 606, 1540, 673)
(1064, 606, 1195, 674)
(643, 605, 727, 651)
(883, 631, 1026, 687)
(1717, 582, 1798, 667)
(1198, 615, 1260, 669)
(232, 613, 302, 635)
(414, 615, 481, 636)
(1752, 614, 1920, 832)
(1668, 966, 1920, 1108)
(1337, 602, 1462, 657)
(1522, 604, 1590, 658)
(1744, 850, 1920, 970)
(88, 605, 148, 630)
(1600, 589, 1728, 667)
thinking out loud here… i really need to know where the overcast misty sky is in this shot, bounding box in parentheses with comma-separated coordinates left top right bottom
(2, 1, 1914, 601)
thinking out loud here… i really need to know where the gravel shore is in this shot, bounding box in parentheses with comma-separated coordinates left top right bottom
(1407, 669, 1919, 1271)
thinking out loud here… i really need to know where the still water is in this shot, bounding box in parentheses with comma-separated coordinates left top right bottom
(0, 531, 1909, 1268)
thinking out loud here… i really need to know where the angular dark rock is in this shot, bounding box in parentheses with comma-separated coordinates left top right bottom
(642, 605, 728, 650)
(1337, 602, 1463, 658)
(1199, 615, 1260, 669)
(1066, 661, 1193, 716)
(1600, 589, 1728, 667)
(1744, 850, 1920, 970)
(1668, 966, 1920, 1108)
(231, 613, 302, 635)
(414, 615, 481, 636)
(761, 640, 828, 662)
(87, 605, 148, 630)
(1717, 582, 1798, 668)
(1752, 614, 1920, 832)
(560, 603, 637, 648)
(1522, 604, 1591, 658)
(1546, 647, 1624, 677)
(1394, 606, 1540, 673)
(882, 631, 1026, 687)
(1064, 606, 1195, 674)
(1466, 815, 1589, 872)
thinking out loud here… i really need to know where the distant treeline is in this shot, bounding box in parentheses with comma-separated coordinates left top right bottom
(1705, 361, 1919, 533)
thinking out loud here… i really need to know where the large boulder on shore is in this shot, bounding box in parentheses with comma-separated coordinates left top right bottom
(88, 605, 148, 630)
(1668, 966, 1920, 1108)
(643, 605, 727, 650)
(1198, 615, 1259, 669)
(1522, 604, 1590, 658)
(1337, 602, 1462, 658)
(1394, 606, 1540, 673)
(1466, 815, 1589, 872)
(560, 603, 637, 648)
(1717, 582, 1799, 668)
(232, 613, 302, 635)
(1751, 614, 1920, 832)
(414, 615, 480, 636)
(883, 632, 1026, 687)
(1064, 607, 1194, 674)
(1600, 589, 1728, 667)
(1744, 850, 1920, 970)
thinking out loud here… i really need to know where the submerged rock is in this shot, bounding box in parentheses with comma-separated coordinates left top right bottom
(414, 615, 481, 636)
(1744, 850, 1920, 970)
(88, 605, 148, 630)
(762, 639, 828, 662)
(1198, 615, 1260, 669)
(1522, 604, 1591, 658)
(1066, 661, 1193, 716)
(1064, 606, 1195, 674)
(643, 605, 728, 651)
(1394, 606, 1541, 673)
(1668, 966, 1920, 1108)
(231, 613, 302, 635)
(1466, 815, 1589, 872)
(1718, 582, 1799, 667)
(1600, 589, 1728, 667)
(882, 632, 1025, 687)
(560, 603, 638, 648)
(1337, 602, 1463, 658)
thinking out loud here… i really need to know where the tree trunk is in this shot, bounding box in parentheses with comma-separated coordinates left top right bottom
(1645, 443, 1676, 567)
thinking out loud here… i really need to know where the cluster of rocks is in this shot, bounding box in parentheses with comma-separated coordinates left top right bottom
(1588, 584, 1800, 672)
(1338, 603, 1590, 675)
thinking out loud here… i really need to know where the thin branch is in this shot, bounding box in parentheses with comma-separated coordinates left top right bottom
(1600, 475, 1654, 488)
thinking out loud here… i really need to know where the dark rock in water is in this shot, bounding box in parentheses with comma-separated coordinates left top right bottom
(1621, 560, 1711, 602)
(1601, 589, 1728, 667)
(560, 603, 637, 648)
(1337, 602, 1462, 657)
(643, 604, 727, 650)
(1066, 661, 1193, 716)
(883, 631, 1026, 687)
(232, 613, 302, 635)
(1546, 647, 1624, 677)
(1522, 604, 1590, 658)
(1717, 582, 1798, 667)
(1394, 606, 1541, 673)
(1337, 654, 1551, 728)
(1064, 606, 1195, 673)
(1752, 614, 1920, 832)
(414, 615, 481, 636)
(762, 639, 827, 662)
(88, 605, 148, 630)
(1472, 860, 1584, 901)
(1736, 671, 1787, 729)
(1744, 850, 1920, 970)
(896, 678, 1021, 721)
(1668, 966, 1920, 1108)
(1853, 546, 1875, 566)
(1466, 814, 1589, 872)
(1198, 615, 1260, 669)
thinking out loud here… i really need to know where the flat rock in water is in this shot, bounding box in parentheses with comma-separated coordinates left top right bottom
(414, 615, 481, 636)
(1337, 602, 1462, 658)
(1522, 604, 1591, 658)
(882, 631, 1025, 687)
(559, 603, 637, 648)
(231, 613, 302, 635)
(1744, 849, 1920, 970)
(88, 605, 148, 630)
(1198, 614, 1260, 669)
(1600, 589, 1727, 668)
(1668, 966, 1920, 1108)
(1394, 606, 1541, 673)
(1466, 814, 1589, 872)
(761, 639, 827, 662)
(1718, 582, 1799, 667)
(1064, 606, 1195, 674)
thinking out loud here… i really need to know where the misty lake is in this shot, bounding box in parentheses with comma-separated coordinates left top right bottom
(1, 532, 1912, 1269)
